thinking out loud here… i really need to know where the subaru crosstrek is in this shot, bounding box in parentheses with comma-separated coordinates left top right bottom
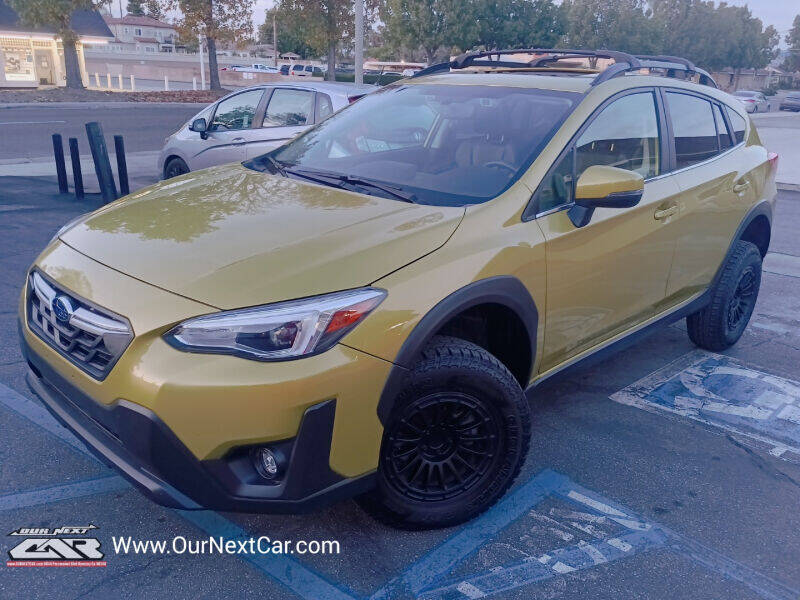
(19, 50, 778, 529)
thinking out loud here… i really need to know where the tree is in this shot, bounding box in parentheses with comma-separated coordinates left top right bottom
(380, 0, 472, 65)
(127, 0, 145, 15)
(472, 0, 563, 50)
(8, 0, 109, 89)
(782, 14, 800, 73)
(258, 6, 317, 59)
(560, 0, 662, 55)
(260, 0, 376, 80)
(160, 0, 254, 90)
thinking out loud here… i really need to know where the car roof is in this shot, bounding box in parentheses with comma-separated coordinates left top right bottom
(405, 72, 594, 93)
(407, 70, 744, 104)
(228, 80, 374, 98)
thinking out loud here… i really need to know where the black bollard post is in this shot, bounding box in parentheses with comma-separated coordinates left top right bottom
(68, 137, 84, 200)
(114, 135, 129, 196)
(85, 121, 118, 203)
(52, 134, 68, 194)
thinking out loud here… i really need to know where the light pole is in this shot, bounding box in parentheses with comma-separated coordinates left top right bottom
(354, 0, 364, 84)
(273, 16, 278, 68)
(198, 33, 205, 91)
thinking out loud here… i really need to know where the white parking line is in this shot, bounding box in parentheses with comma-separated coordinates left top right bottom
(764, 252, 800, 278)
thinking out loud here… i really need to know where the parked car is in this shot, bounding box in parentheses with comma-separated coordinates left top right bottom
(779, 92, 800, 112)
(231, 64, 279, 74)
(279, 64, 290, 75)
(22, 49, 777, 529)
(158, 81, 374, 178)
(290, 64, 306, 77)
(733, 90, 770, 113)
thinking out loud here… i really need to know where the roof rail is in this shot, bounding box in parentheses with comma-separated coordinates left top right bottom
(412, 48, 717, 88)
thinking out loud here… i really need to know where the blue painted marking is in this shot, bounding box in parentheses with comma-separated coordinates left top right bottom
(177, 510, 358, 600)
(370, 470, 560, 599)
(612, 350, 800, 455)
(2, 378, 798, 600)
(0, 475, 128, 512)
(419, 528, 666, 600)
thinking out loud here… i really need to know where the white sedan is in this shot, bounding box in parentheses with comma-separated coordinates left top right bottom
(733, 90, 770, 113)
(159, 81, 374, 178)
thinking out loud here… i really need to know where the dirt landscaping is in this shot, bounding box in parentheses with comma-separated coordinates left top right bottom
(0, 87, 230, 104)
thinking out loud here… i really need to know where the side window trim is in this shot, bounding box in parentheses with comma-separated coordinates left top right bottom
(523, 86, 660, 221)
(712, 101, 735, 150)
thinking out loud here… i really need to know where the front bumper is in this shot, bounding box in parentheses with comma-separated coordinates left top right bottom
(22, 334, 376, 512)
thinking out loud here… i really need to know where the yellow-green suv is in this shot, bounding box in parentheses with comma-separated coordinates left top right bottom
(19, 50, 778, 529)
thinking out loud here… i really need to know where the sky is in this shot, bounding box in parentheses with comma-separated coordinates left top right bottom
(108, 0, 797, 45)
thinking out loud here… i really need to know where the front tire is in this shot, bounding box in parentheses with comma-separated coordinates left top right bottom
(358, 336, 531, 530)
(686, 240, 762, 351)
(164, 157, 190, 179)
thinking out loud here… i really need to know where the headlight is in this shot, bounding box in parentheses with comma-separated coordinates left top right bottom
(164, 288, 386, 361)
(50, 213, 87, 245)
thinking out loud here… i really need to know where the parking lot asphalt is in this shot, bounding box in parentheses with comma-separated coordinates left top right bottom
(0, 182, 799, 599)
(0, 104, 203, 161)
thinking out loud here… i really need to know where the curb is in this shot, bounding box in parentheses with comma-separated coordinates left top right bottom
(777, 183, 800, 193)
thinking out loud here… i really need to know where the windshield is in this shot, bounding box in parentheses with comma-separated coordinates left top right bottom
(246, 84, 580, 206)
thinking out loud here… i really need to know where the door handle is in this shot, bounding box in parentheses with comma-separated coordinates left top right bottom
(231, 137, 246, 144)
(733, 181, 750, 193)
(654, 206, 678, 220)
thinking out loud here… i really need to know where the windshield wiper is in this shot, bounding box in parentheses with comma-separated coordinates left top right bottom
(286, 167, 417, 203)
(264, 155, 286, 176)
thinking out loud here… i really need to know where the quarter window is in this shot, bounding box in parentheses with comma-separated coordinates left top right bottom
(209, 90, 264, 131)
(315, 93, 334, 122)
(666, 92, 718, 169)
(713, 104, 732, 151)
(726, 107, 747, 144)
(263, 89, 314, 127)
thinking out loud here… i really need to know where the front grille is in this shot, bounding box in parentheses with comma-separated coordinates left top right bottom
(26, 270, 133, 380)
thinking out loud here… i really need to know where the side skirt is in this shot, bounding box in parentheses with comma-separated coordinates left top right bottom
(526, 290, 710, 398)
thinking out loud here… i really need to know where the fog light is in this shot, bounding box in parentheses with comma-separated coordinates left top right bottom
(252, 447, 279, 480)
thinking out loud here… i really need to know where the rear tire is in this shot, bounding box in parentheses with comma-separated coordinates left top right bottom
(358, 336, 531, 530)
(686, 240, 762, 351)
(164, 157, 190, 179)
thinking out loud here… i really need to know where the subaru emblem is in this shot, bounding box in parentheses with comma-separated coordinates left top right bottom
(52, 295, 74, 324)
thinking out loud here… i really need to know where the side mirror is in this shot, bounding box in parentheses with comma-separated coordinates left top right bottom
(567, 165, 644, 227)
(189, 118, 208, 139)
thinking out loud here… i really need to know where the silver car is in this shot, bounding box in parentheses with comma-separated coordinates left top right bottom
(159, 81, 374, 178)
(733, 90, 770, 113)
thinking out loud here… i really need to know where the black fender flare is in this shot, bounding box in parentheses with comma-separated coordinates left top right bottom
(711, 200, 772, 288)
(376, 276, 538, 424)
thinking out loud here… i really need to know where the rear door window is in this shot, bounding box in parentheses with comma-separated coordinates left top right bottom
(262, 88, 314, 127)
(665, 92, 718, 169)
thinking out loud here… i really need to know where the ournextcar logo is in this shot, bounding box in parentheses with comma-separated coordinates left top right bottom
(6, 525, 106, 567)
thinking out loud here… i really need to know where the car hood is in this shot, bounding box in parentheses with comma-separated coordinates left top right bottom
(60, 164, 464, 309)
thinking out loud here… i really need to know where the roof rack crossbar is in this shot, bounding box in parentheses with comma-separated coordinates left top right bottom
(411, 48, 717, 88)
